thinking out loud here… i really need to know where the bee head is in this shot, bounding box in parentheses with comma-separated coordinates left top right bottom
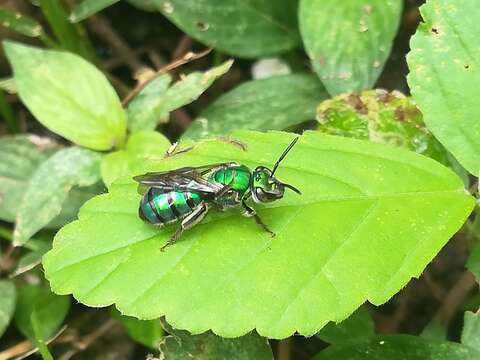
(251, 137, 301, 203)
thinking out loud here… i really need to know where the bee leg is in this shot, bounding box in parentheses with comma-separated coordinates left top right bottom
(161, 203, 209, 251)
(215, 185, 232, 199)
(217, 136, 248, 151)
(164, 142, 194, 158)
(241, 201, 275, 237)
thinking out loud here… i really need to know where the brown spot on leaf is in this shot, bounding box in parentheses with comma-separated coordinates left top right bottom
(195, 21, 209, 31)
(346, 94, 368, 114)
(405, 106, 422, 120)
(394, 107, 406, 122)
(319, 56, 327, 67)
(376, 91, 393, 103)
(431, 27, 439, 35)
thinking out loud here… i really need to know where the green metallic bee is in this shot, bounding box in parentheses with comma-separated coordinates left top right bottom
(133, 137, 301, 251)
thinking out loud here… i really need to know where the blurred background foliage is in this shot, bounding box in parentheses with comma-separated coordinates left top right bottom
(0, 0, 479, 359)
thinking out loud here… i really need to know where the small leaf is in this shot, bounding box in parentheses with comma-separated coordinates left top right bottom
(127, 74, 172, 132)
(184, 74, 328, 140)
(70, 0, 120, 23)
(14, 285, 70, 341)
(0, 135, 99, 229)
(316, 90, 450, 165)
(317, 306, 374, 344)
(462, 311, 480, 352)
(0, 280, 16, 338)
(127, 61, 232, 132)
(38, 0, 96, 61)
(160, 320, 273, 360)
(407, 0, 480, 175)
(299, 0, 402, 95)
(155, 0, 300, 58)
(12, 239, 52, 277)
(112, 309, 163, 349)
(0, 135, 56, 222)
(311, 335, 480, 360)
(14, 147, 102, 246)
(101, 131, 171, 187)
(3, 41, 126, 151)
(0, 7, 44, 37)
(43, 131, 473, 338)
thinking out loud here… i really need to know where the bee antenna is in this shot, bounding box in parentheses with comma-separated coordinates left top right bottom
(271, 137, 299, 176)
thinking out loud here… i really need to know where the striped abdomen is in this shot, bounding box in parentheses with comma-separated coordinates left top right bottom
(139, 188, 202, 225)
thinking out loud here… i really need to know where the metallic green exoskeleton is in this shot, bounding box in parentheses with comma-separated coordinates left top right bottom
(133, 137, 301, 251)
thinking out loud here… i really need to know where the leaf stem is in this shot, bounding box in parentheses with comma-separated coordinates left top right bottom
(31, 308, 54, 360)
(121, 48, 212, 107)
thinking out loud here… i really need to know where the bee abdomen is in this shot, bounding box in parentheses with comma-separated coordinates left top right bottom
(139, 188, 202, 225)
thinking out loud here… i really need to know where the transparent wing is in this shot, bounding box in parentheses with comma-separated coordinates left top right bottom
(133, 163, 232, 195)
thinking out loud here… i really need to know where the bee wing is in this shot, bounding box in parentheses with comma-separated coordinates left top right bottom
(133, 163, 231, 195)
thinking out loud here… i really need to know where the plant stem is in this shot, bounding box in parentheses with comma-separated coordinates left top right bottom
(31, 309, 54, 360)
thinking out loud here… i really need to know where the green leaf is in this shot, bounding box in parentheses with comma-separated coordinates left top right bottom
(462, 311, 480, 352)
(310, 335, 480, 360)
(101, 131, 171, 187)
(160, 320, 272, 359)
(0, 135, 99, 229)
(127, 74, 171, 132)
(299, 0, 402, 95)
(316, 90, 450, 165)
(48, 183, 104, 229)
(43, 131, 473, 339)
(14, 285, 70, 341)
(0, 280, 16, 338)
(127, 61, 232, 132)
(0, 135, 56, 222)
(407, 0, 480, 175)
(3, 41, 126, 151)
(316, 306, 374, 344)
(12, 239, 52, 277)
(0, 7, 44, 37)
(70, 0, 120, 23)
(39, 0, 96, 60)
(184, 74, 328, 140)
(112, 309, 163, 348)
(155, 0, 300, 58)
(14, 147, 102, 246)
